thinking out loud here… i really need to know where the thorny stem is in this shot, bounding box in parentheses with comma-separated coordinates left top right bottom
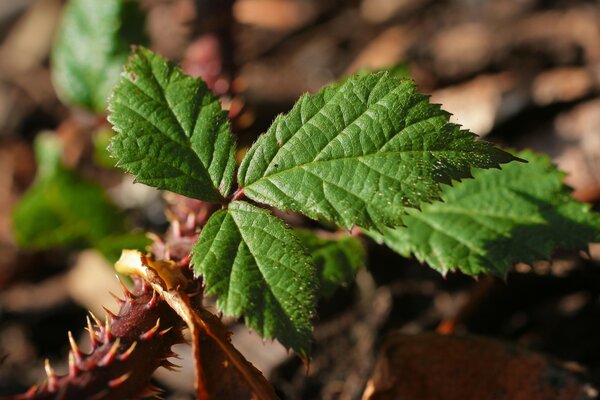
(4, 278, 185, 400)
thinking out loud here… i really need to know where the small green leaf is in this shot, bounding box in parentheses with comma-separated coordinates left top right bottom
(375, 151, 600, 276)
(12, 166, 125, 250)
(238, 72, 515, 231)
(295, 229, 365, 298)
(95, 232, 151, 263)
(52, 0, 146, 112)
(108, 47, 236, 202)
(191, 201, 317, 355)
(12, 132, 143, 259)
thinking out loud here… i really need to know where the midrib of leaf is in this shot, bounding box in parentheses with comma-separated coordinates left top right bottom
(251, 82, 446, 182)
(253, 148, 499, 185)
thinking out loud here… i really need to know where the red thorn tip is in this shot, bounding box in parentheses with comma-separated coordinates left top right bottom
(25, 385, 38, 397)
(86, 316, 99, 349)
(44, 359, 57, 392)
(141, 279, 149, 292)
(119, 341, 137, 361)
(103, 306, 119, 320)
(159, 326, 173, 336)
(99, 338, 121, 367)
(140, 318, 161, 341)
(146, 290, 158, 309)
(108, 372, 131, 388)
(104, 317, 113, 342)
(161, 360, 181, 371)
(116, 274, 133, 299)
(109, 291, 125, 305)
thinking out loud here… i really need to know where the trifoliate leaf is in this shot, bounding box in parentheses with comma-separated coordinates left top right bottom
(238, 72, 516, 231)
(52, 0, 146, 112)
(108, 47, 236, 202)
(191, 201, 317, 355)
(375, 151, 600, 277)
(295, 229, 365, 298)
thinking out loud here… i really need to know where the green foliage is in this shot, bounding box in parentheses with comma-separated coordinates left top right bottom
(374, 151, 600, 276)
(295, 229, 365, 298)
(52, 0, 146, 112)
(107, 48, 524, 353)
(191, 201, 316, 355)
(108, 47, 236, 202)
(238, 72, 515, 231)
(12, 134, 149, 262)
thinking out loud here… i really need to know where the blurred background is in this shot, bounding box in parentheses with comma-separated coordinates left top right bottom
(1, 0, 600, 399)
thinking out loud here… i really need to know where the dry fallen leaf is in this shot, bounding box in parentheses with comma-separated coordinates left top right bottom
(116, 250, 279, 400)
(363, 333, 597, 400)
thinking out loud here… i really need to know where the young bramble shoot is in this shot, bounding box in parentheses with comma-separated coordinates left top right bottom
(106, 46, 600, 356)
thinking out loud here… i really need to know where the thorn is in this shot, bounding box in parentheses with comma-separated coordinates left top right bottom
(140, 318, 161, 341)
(140, 384, 164, 399)
(104, 317, 113, 343)
(98, 338, 121, 367)
(185, 212, 195, 231)
(161, 359, 181, 371)
(89, 311, 102, 328)
(68, 351, 79, 377)
(89, 389, 109, 400)
(159, 327, 173, 336)
(177, 254, 191, 267)
(68, 331, 83, 365)
(109, 291, 125, 306)
(145, 290, 158, 310)
(24, 384, 38, 398)
(165, 350, 182, 359)
(86, 316, 98, 349)
(119, 341, 137, 361)
(141, 279, 149, 292)
(108, 372, 131, 388)
(116, 274, 133, 299)
(44, 359, 57, 392)
(172, 220, 182, 238)
(103, 305, 119, 321)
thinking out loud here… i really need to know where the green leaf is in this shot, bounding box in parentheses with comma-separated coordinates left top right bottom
(191, 201, 317, 355)
(375, 151, 600, 277)
(95, 232, 151, 263)
(295, 229, 365, 298)
(108, 47, 236, 202)
(52, 0, 146, 112)
(12, 132, 144, 259)
(12, 166, 125, 250)
(238, 72, 515, 231)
